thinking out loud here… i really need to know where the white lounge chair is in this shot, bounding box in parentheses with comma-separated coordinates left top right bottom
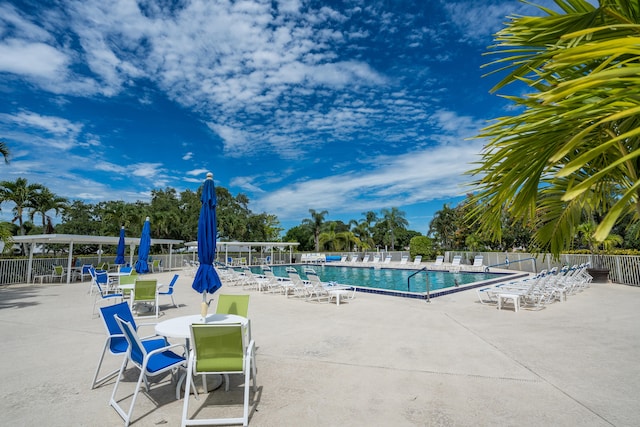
(450, 255, 462, 272)
(383, 255, 392, 264)
(287, 271, 312, 298)
(372, 255, 381, 263)
(413, 255, 422, 266)
(399, 255, 409, 265)
(470, 255, 485, 272)
(361, 254, 370, 263)
(429, 256, 444, 270)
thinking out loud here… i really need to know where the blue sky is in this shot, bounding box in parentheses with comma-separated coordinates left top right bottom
(0, 0, 565, 235)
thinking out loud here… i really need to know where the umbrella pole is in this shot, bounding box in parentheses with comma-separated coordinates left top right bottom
(201, 293, 209, 320)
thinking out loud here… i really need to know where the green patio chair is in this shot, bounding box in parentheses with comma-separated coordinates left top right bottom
(182, 323, 256, 427)
(133, 279, 159, 318)
(215, 294, 250, 317)
(119, 274, 136, 302)
(52, 265, 65, 283)
(151, 259, 164, 273)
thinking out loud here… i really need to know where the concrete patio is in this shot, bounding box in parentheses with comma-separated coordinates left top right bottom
(0, 269, 638, 426)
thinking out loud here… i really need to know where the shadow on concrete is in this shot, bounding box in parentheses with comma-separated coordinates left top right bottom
(0, 285, 43, 309)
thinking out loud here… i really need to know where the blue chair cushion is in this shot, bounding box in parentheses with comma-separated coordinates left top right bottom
(146, 350, 185, 373)
(110, 337, 167, 354)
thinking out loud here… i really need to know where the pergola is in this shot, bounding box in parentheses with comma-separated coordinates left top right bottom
(184, 241, 299, 265)
(12, 234, 183, 284)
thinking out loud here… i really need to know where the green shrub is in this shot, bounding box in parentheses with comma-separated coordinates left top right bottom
(409, 236, 437, 261)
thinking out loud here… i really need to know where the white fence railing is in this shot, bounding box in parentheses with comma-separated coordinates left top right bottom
(0, 254, 191, 285)
(447, 252, 640, 286)
(2, 252, 638, 286)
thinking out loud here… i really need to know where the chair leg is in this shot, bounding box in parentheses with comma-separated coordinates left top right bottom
(171, 295, 177, 308)
(181, 356, 195, 426)
(109, 356, 138, 426)
(91, 340, 123, 389)
(243, 368, 250, 426)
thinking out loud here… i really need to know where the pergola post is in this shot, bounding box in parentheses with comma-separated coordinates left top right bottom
(27, 243, 35, 284)
(66, 241, 74, 283)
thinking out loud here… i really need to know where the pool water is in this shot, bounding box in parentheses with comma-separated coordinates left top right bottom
(253, 264, 504, 293)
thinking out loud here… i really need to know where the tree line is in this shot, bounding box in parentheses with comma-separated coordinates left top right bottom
(0, 176, 423, 254)
(2, 176, 640, 257)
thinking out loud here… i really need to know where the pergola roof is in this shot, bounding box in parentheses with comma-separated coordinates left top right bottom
(12, 233, 182, 246)
(183, 241, 299, 249)
(13, 234, 183, 284)
(184, 240, 300, 266)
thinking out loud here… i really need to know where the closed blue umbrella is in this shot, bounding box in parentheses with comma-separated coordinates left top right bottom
(192, 173, 223, 316)
(135, 217, 151, 274)
(114, 226, 126, 265)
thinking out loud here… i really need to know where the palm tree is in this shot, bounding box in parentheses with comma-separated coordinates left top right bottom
(29, 188, 68, 233)
(0, 178, 45, 236)
(302, 209, 328, 251)
(429, 204, 460, 250)
(0, 140, 8, 164)
(467, 0, 640, 257)
(319, 222, 361, 251)
(381, 207, 408, 250)
(349, 219, 373, 250)
(0, 222, 12, 250)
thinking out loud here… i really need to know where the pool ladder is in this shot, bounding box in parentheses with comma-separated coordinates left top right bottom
(407, 267, 430, 303)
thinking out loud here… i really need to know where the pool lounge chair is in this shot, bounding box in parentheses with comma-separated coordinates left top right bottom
(383, 255, 392, 264)
(306, 272, 354, 304)
(470, 255, 485, 272)
(449, 255, 462, 272)
(399, 255, 409, 265)
(263, 269, 292, 293)
(428, 256, 444, 270)
(287, 271, 312, 298)
(413, 255, 422, 266)
(348, 254, 359, 263)
(372, 255, 381, 263)
(484, 270, 557, 310)
(361, 254, 370, 263)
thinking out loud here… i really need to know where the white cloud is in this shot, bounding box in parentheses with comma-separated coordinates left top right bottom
(1, 111, 82, 136)
(186, 168, 210, 177)
(1, 1, 504, 230)
(251, 108, 486, 220)
(0, 39, 69, 78)
(0, 111, 84, 150)
(130, 162, 164, 179)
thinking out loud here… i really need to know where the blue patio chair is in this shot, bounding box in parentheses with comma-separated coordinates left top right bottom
(92, 272, 122, 315)
(110, 314, 188, 426)
(158, 274, 179, 308)
(91, 302, 167, 389)
(76, 264, 93, 282)
(119, 265, 133, 274)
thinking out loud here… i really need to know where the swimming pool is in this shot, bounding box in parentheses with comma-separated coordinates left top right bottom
(252, 264, 520, 300)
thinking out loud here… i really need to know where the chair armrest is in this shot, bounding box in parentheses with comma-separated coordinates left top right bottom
(146, 342, 187, 357)
(137, 321, 159, 328)
(136, 321, 160, 340)
(246, 339, 256, 357)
